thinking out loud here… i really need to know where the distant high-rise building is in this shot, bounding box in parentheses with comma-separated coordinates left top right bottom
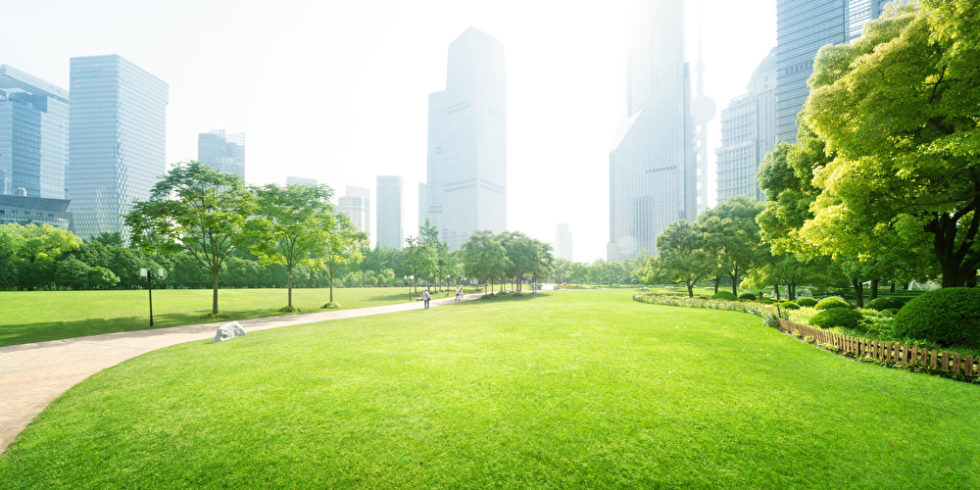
(337, 186, 370, 239)
(716, 49, 777, 203)
(67, 55, 168, 238)
(418, 182, 427, 231)
(286, 176, 318, 187)
(0, 65, 69, 199)
(376, 175, 402, 249)
(0, 194, 72, 230)
(421, 27, 507, 251)
(553, 223, 573, 262)
(608, 0, 695, 261)
(198, 130, 245, 178)
(692, 21, 716, 215)
(775, 0, 890, 143)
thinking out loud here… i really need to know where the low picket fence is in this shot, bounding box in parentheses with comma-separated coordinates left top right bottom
(778, 319, 979, 378)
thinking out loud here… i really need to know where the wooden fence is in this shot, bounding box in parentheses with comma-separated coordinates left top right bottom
(778, 319, 979, 378)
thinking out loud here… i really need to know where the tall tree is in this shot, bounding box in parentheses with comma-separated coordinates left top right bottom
(461, 230, 507, 295)
(323, 213, 367, 305)
(645, 221, 714, 298)
(125, 161, 254, 315)
(0, 223, 81, 290)
(247, 184, 335, 311)
(697, 196, 766, 296)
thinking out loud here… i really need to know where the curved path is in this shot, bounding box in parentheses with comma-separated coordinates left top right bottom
(0, 293, 481, 455)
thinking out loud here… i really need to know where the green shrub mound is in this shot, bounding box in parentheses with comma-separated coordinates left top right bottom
(810, 308, 864, 330)
(756, 297, 774, 304)
(796, 297, 818, 307)
(815, 296, 852, 310)
(780, 301, 800, 310)
(893, 288, 980, 348)
(865, 297, 906, 311)
(738, 292, 757, 301)
(321, 302, 342, 310)
(711, 291, 737, 301)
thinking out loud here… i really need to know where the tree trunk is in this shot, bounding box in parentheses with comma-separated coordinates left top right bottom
(686, 282, 694, 298)
(870, 278, 879, 300)
(852, 279, 864, 308)
(890, 281, 896, 293)
(788, 283, 797, 301)
(731, 274, 738, 297)
(328, 265, 334, 303)
(773, 283, 781, 300)
(714, 277, 720, 293)
(287, 267, 293, 308)
(212, 270, 220, 315)
(968, 269, 977, 287)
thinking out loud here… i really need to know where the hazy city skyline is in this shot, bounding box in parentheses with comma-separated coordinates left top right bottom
(1, 0, 776, 261)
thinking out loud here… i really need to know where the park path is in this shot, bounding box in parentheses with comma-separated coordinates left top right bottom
(0, 292, 480, 455)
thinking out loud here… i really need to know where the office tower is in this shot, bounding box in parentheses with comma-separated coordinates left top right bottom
(337, 186, 370, 238)
(608, 0, 695, 261)
(692, 22, 716, 215)
(0, 194, 72, 230)
(67, 55, 168, 238)
(0, 65, 69, 199)
(376, 175, 403, 249)
(418, 183, 427, 231)
(775, 0, 890, 143)
(716, 49, 778, 203)
(198, 130, 245, 178)
(421, 27, 507, 251)
(286, 176, 318, 186)
(553, 223, 573, 262)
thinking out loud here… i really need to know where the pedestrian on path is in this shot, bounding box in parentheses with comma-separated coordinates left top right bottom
(455, 286, 462, 302)
(423, 289, 431, 310)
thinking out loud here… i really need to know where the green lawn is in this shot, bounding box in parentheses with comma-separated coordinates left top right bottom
(1, 290, 977, 487)
(0, 287, 443, 347)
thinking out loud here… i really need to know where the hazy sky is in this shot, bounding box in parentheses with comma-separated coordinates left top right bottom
(2, 0, 775, 261)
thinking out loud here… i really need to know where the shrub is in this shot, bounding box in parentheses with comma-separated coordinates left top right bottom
(810, 308, 864, 330)
(321, 302, 341, 309)
(815, 296, 852, 310)
(865, 297, 906, 311)
(756, 296, 774, 304)
(893, 288, 980, 348)
(712, 291, 737, 301)
(738, 292, 758, 301)
(780, 301, 800, 310)
(796, 297, 818, 307)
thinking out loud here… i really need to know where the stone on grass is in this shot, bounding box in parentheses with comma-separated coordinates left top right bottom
(214, 321, 246, 343)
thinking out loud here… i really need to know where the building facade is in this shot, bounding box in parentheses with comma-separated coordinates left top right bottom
(286, 176, 318, 186)
(716, 49, 777, 203)
(775, 0, 890, 143)
(67, 55, 168, 238)
(376, 175, 402, 249)
(0, 194, 72, 230)
(337, 186, 370, 239)
(553, 223, 573, 262)
(421, 27, 507, 251)
(0, 65, 69, 199)
(608, 0, 695, 261)
(198, 130, 245, 178)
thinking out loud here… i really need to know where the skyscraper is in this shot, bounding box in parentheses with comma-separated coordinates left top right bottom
(67, 55, 168, 238)
(553, 223, 573, 262)
(692, 19, 716, 215)
(421, 27, 507, 251)
(337, 186, 370, 238)
(198, 130, 245, 178)
(716, 49, 777, 203)
(608, 0, 695, 260)
(376, 175, 402, 249)
(0, 65, 69, 199)
(775, 0, 890, 143)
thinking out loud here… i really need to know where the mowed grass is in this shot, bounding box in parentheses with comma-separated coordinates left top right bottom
(1, 290, 977, 488)
(0, 287, 426, 347)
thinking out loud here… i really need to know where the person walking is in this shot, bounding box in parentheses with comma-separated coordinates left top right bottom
(423, 289, 431, 310)
(455, 286, 462, 302)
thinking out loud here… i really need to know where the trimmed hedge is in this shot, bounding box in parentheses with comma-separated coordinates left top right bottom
(810, 308, 864, 330)
(865, 297, 906, 311)
(738, 292, 758, 301)
(894, 288, 980, 348)
(815, 296, 852, 311)
(796, 297, 818, 307)
(711, 291, 737, 301)
(757, 297, 774, 304)
(780, 301, 800, 310)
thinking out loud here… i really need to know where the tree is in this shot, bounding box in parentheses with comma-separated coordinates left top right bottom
(697, 196, 766, 296)
(323, 213, 367, 305)
(461, 230, 507, 295)
(645, 221, 714, 297)
(125, 161, 254, 315)
(247, 184, 335, 310)
(801, 2, 980, 287)
(0, 223, 81, 290)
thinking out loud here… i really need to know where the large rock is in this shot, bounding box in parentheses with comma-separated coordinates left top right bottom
(214, 321, 246, 343)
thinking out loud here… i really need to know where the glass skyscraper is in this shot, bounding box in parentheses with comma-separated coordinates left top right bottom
(716, 49, 778, 203)
(608, 0, 695, 260)
(198, 130, 245, 178)
(0, 65, 69, 199)
(376, 175, 402, 250)
(67, 55, 168, 238)
(338, 186, 370, 240)
(421, 27, 507, 251)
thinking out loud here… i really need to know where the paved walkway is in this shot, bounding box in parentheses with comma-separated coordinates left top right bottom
(0, 293, 479, 455)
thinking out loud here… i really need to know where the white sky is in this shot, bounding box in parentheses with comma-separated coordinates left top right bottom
(2, 0, 775, 262)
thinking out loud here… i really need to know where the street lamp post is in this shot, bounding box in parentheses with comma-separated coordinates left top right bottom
(140, 267, 166, 327)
